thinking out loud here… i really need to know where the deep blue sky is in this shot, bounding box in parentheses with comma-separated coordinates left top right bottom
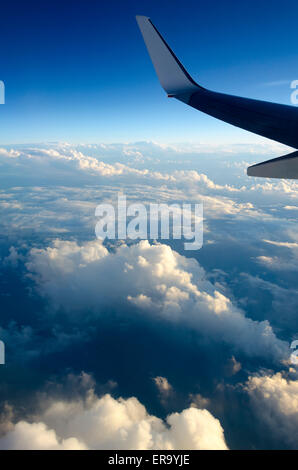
(0, 0, 297, 144)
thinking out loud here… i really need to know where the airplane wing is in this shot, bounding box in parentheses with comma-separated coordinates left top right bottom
(247, 150, 298, 179)
(136, 15, 298, 179)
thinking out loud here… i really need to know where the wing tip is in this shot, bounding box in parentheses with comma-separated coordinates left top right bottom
(136, 15, 150, 22)
(136, 15, 199, 96)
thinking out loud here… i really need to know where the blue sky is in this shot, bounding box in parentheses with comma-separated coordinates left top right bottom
(0, 0, 298, 143)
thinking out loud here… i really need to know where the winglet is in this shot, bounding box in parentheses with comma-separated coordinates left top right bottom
(136, 15, 200, 96)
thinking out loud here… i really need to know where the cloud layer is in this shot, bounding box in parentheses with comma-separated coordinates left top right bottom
(26, 239, 289, 362)
(1, 141, 298, 450)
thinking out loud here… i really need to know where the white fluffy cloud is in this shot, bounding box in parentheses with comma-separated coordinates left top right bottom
(0, 144, 243, 193)
(0, 421, 87, 450)
(1, 142, 295, 199)
(0, 390, 228, 450)
(245, 372, 298, 448)
(26, 239, 289, 362)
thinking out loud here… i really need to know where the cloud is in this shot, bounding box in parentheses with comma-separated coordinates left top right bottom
(0, 148, 21, 158)
(256, 239, 298, 271)
(189, 394, 211, 410)
(239, 273, 298, 333)
(26, 239, 289, 362)
(0, 143, 242, 193)
(0, 387, 228, 450)
(264, 240, 298, 249)
(0, 142, 293, 199)
(2, 246, 23, 267)
(153, 376, 174, 406)
(284, 206, 298, 211)
(244, 372, 298, 449)
(224, 356, 242, 376)
(153, 376, 173, 395)
(250, 180, 298, 197)
(0, 421, 87, 450)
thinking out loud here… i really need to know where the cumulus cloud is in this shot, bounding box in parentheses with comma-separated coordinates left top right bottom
(1, 142, 293, 201)
(26, 239, 289, 362)
(250, 180, 298, 196)
(0, 388, 228, 450)
(0, 143, 243, 193)
(1, 142, 297, 207)
(0, 148, 21, 158)
(0, 421, 87, 450)
(245, 372, 298, 449)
